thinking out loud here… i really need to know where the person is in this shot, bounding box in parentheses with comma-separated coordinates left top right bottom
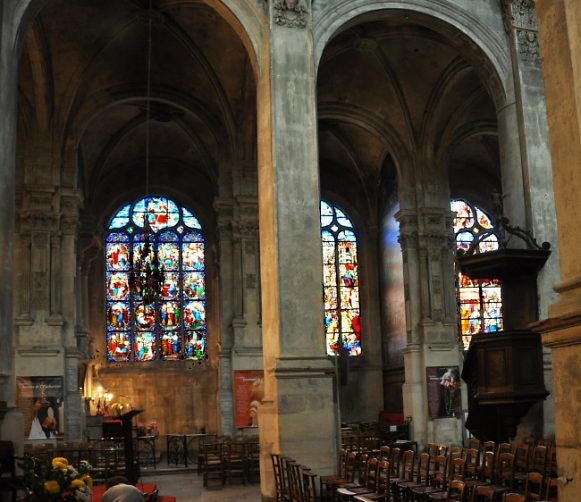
(101, 483, 144, 502)
(28, 399, 58, 439)
(440, 368, 460, 417)
(28, 399, 46, 439)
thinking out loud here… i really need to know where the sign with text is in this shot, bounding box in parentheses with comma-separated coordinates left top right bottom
(17, 376, 64, 440)
(234, 370, 264, 428)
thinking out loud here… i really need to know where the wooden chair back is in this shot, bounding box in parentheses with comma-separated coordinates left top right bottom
(375, 459, 390, 495)
(545, 476, 559, 502)
(524, 471, 543, 501)
(379, 445, 390, 462)
(464, 448, 479, 479)
(531, 445, 548, 475)
(446, 479, 466, 501)
(501, 493, 524, 502)
(471, 484, 495, 502)
(449, 457, 466, 482)
(302, 468, 318, 502)
(468, 438, 481, 452)
(400, 449, 416, 482)
(479, 451, 496, 483)
(496, 452, 515, 488)
(271, 454, 284, 502)
(389, 447, 402, 478)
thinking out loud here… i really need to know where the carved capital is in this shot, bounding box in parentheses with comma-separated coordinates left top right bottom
(502, 0, 541, 64)
(233, 221, 259, 241)
(19, 212, 58, 232)
(516, 29, 541, 63)
(61, 216, 79, 235)
(273, 0, 308, 29)
(502, 0, 537, 32)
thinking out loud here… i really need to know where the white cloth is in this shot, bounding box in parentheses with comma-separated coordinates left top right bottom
(101, 484, 145, 502)
(28, 417, 47, 439)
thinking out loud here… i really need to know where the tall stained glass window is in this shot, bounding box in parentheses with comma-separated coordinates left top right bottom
(451, 199, 503, 349)
(321, 201, 361, 356)
(105, 196, 207, 363)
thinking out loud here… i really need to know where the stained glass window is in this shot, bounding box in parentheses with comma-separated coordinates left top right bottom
(451, 199, 503, 349)
(105, 196, 207, 363)
(321, 201, 361, 356)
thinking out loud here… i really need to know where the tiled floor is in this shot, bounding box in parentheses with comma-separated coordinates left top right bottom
(139, 468, 262, 502)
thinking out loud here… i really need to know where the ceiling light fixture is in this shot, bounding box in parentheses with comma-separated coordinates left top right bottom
(129, 0, 164, 306)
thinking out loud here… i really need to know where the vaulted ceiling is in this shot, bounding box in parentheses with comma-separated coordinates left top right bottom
(17, 2, 500, 226)
(17, 0, 256, 221)
(317, 14, 500, 217)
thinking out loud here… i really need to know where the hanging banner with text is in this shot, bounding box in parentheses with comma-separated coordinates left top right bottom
(17, 376, 64, 440)
(234, 370, 264, 429)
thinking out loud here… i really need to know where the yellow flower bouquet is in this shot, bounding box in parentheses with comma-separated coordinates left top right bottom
(20, 456, 93, 501)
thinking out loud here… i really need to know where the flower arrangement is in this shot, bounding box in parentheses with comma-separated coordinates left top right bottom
(20, 456, 93, 502)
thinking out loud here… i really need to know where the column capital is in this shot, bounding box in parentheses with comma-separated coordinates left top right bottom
(502, 0, 541, 64)
(272, 0, 310, 29)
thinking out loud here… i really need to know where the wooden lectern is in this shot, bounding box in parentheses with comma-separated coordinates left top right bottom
(119, 409, 143, 483)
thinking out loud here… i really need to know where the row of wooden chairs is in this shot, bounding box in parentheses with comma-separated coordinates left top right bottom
(270, 436, 560, 502)
(272, 453, 318, 502)
(201, 438, 260, 487)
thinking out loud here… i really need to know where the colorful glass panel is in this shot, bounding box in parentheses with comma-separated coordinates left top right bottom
(183, 272, 205, 300)
(109, 204, 131, 229)
(107, 272, 130, 301)
(183, 242, 204, 270)
(107, 331, 131, 362)
(134, 332, 156, 362)
(161, 273, 179, 300)
(106, 240, 130, 271)
(160, 332, 182, 360)
(321, 201, 361, 356)
(182, 208, 202, 229)
(159, 242, 179, 270)
(185, 331, 207, 361)
(107, 302, 130, 330)
(452, 199, 503, 349)
(184, 301, 205, 329)
(105, 197, 207, 362)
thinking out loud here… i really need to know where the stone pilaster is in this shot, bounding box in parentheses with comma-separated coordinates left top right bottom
(535, 0, 581, 498)
(502, 0, 560, 318)
(503, 0, 560, 440)
(257, 0, 337, 498)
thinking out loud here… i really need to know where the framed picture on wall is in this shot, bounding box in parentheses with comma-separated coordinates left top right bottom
(17, 376, 64, 440)
(426, 366, 461, 419)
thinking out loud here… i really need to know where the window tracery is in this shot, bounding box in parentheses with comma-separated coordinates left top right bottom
(321, 201, 361, 356)
(451, 199, 503, 349)
(105, 196, 207, 362)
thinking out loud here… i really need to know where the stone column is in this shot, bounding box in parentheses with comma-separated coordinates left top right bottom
(0, 12, 19, 426)
(61, 191, 84, 439)
(0, 8, 25, 447)
(397, 207, 463, 447)
(535, 0, 581, 498)
(257, 1, 337, 498)
(215, 199, 235, 436)
(502, 0, 560, 438)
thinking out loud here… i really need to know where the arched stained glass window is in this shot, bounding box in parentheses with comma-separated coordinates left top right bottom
(321, 201, 361, 356)
(451, 199, 503, 349)
(105, 196, 207, 363)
